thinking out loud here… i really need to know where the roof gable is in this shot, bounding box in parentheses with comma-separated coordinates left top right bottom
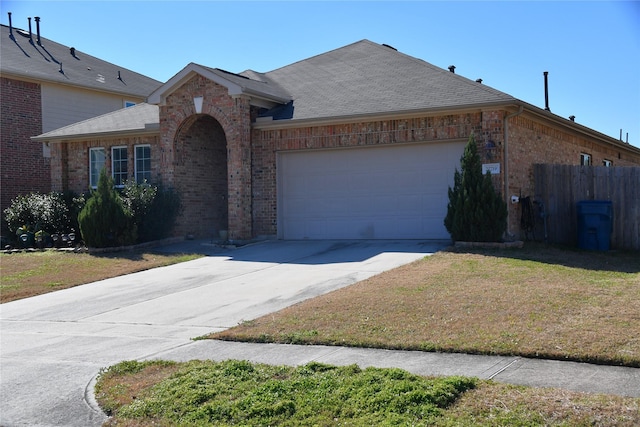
(1, 23, 161, 97)
(147, 63, 292, 108)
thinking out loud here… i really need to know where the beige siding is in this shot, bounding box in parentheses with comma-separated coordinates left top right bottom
(41, 83, 144, 132)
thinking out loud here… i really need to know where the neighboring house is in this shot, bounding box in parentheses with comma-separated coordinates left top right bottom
(0, 15, 161, 230)
(33, 39, 640, 242)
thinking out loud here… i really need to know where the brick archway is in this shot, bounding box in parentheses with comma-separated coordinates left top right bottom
(172, 114, 228, 239)
(157, 74, 254, 240)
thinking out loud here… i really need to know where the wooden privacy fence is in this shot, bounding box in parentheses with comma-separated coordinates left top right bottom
(533, 164, 640, 250)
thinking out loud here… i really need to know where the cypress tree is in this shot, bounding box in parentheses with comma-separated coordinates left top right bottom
(78, 169, 136, 247)
(444, 134, 507, 242)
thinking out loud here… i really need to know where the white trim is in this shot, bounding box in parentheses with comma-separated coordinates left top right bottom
(147, 63, 243, 105)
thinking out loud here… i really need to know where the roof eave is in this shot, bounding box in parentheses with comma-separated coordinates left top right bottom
(32, 127, 160, 143)
(518, 102, 640, 155)
(252, 101, 519, 130)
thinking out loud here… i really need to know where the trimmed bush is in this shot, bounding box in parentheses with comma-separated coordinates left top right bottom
(4, 192, 72, 236)
(444, 134, 507, 242)
(78, 169, 137, 248)
(121, 180, 181, 243)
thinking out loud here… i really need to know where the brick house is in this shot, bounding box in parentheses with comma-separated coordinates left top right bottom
(34, 40, 640, 242)
(0, 16, 160, 230)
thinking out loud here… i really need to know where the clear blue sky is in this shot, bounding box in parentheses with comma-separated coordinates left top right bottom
(2, 1, 639, 147)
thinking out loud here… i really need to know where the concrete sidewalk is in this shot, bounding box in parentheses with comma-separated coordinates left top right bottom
(145, 340, 640, 398)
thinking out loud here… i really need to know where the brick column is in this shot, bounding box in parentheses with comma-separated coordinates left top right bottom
(227, 96, 253, 240)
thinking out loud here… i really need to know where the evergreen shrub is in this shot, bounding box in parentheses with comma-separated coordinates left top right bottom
(444, 134, 507, 242)
(78, 169, 137, 248)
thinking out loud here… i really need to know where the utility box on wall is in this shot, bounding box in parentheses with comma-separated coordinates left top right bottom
(576, 200, 613, 251)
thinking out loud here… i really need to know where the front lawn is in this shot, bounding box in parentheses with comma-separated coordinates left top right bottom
(212, 243, 640, 367)
(0, 250, 201, 303)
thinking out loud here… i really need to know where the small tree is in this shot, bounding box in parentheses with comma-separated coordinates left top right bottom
(444, 134, 507, 242)
(78, 169, 136, 247)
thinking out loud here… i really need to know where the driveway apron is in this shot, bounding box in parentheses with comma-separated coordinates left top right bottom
(0, 240, 443, 427)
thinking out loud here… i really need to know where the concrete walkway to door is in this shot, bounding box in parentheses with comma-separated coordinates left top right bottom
(0, 240, 445, 426)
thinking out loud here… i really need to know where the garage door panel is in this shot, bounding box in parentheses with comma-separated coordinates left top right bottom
(279, 141, 466, 239)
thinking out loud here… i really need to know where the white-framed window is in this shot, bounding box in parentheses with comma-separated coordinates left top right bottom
(135, 145, 151, 183)
(603, 159, 612, 167)
(111, 146, 128, 187)
(580, 153, 592, 166)
(89, 147, 106, 189)
(124, 100, 136, 108)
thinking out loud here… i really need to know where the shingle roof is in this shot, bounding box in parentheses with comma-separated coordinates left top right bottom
(259, 39, 517, 120)
(1, 23, 161, 97)
(32, 103, 159, 141)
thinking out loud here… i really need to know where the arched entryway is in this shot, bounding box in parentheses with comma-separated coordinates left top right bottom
(173, 114, 228, 239)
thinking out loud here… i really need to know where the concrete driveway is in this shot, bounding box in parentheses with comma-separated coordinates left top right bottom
(0, 240, 443, 427)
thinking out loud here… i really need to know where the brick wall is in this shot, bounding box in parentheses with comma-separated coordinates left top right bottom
(1, 77, 48, 231)
(506, 113, 640, 237)
(52, 135, 161, 196)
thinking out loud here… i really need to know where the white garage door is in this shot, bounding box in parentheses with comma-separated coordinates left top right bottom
(278, 141, 466, 240)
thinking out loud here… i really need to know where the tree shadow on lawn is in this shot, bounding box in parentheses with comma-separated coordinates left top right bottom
(446, 241, 639, 274)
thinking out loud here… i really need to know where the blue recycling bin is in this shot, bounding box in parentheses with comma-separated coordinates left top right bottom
(576, 201, 613, 251)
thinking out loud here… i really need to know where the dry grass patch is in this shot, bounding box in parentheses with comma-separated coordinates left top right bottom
(213, 243, 640, 366)
(0, 250, 201, 303)
(441, 381, 640, 426)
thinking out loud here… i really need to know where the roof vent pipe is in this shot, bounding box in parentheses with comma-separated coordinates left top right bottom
(27, 17, 33, 44)
(543, 71, 550, 111)
(34, 16, 41, 45)
(8, 12, 14, 39)
(448, 65, 456, 73)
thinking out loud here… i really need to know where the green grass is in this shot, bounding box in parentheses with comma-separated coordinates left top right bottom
(96, 359, 476, 426)
(96, 360, 640, 426)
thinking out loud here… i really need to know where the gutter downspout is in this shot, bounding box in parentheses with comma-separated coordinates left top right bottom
(504, 105, 524, 238)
